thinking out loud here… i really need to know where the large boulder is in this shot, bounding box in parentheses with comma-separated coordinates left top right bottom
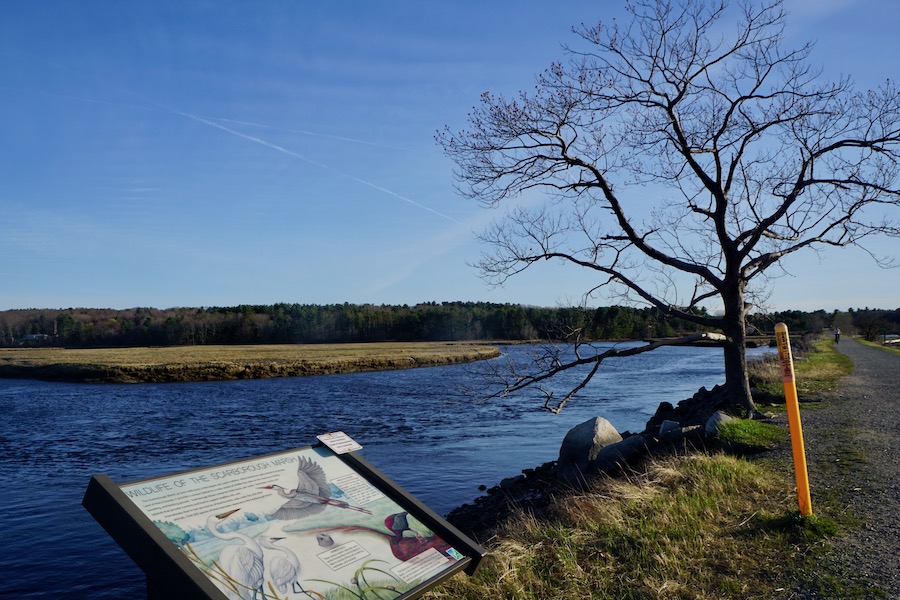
(704, 410, 734, 437)
(557, 417, 622, 484)
(590, 434, 651, 475)
(658, 419, 683, 442)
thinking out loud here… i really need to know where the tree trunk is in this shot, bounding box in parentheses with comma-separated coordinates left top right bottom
(721, 287, 757, 417)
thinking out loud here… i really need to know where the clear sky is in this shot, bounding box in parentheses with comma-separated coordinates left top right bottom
(1, 0, 898, 312)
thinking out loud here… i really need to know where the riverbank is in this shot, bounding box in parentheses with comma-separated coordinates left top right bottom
(0, 342, 500, 383)
(429, 337, 899, 598)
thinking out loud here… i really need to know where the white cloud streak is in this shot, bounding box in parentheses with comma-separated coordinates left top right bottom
(175, 110, 467, 226)
(212, 117, 397, 149)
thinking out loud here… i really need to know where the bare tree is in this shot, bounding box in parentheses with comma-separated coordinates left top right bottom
(438, 0, 900, 415)
(855, 311, 889, 342)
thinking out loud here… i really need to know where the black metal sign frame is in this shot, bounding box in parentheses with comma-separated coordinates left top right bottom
(83, 444, 485, 600)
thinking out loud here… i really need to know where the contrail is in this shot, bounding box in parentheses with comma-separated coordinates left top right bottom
(177, 111, 465, 226)
(176, 111, 331, 168)
(212, 117, 395, 149)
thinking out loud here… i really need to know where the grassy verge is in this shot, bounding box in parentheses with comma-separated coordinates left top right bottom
(430, 454, 832, 599)
(749, 335, 853, 401)
(428, 336, 854, 599)
(858, 338, 900, 357)
(0, 342, 500, 383)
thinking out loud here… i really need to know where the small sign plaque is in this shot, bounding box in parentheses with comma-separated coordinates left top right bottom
(317, 430, 363, 454)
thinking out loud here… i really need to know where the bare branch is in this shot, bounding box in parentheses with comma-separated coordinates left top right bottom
(488, 332, 726, 413)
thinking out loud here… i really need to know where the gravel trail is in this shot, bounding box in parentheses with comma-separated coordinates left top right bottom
(795, 338, 900, 597)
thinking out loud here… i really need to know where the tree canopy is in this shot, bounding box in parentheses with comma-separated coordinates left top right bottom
(0, 302, 711, 348)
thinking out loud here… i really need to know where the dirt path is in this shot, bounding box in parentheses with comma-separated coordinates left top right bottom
(797, 338, 900, 597)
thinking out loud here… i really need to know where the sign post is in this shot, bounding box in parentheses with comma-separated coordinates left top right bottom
(774, 323, 813, 516)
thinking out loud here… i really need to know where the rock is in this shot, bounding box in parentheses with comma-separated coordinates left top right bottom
(682, 424, 704, 438)
(658, 420, 683, 442)
(590, 434, 650, 474)
(499, 475, 525, 489)
(446, 461, 560, 542)
(643, 385, 730, 434)
(705, 411, 733, 437)
(557, 417, 623, 484)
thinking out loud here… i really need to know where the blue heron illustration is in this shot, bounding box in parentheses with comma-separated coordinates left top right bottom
(261, 456, 371, 518)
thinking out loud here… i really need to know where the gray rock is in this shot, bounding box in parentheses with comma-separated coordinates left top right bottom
(642, 385, 730, 434)
(499, 475, 525, 489)
(705, 411, 734, 437)
(682, 424, 703, 438)
(557, 417, 622, 484)
(591, 435, 650, 474)
(658, 419, 683, 441)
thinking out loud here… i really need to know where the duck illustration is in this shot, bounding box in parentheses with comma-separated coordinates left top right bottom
(299, 512, 452, 562)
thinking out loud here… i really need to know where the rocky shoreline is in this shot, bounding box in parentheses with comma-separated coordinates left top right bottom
(447, 384, 738, 542)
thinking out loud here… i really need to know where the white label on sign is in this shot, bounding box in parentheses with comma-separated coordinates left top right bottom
(318, 540, 370, 571)
(331, 472, 384, 504)
(317, 431, 363, 454)
(391, 547, 449, 583)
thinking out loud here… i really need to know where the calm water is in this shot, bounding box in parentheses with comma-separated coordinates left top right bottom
(0, 343, 771, 598)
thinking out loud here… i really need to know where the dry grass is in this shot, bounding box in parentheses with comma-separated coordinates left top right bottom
(749, 335, 853, 400)
(429, 453, 828, 599)
(0, 342, 500, 382)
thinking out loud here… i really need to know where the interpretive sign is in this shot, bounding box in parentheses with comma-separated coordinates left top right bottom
(83, 443, 485, 600)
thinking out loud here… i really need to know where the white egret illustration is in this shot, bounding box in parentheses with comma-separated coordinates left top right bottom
(257, 536, 315, 599)
(205, 509, 265, 600)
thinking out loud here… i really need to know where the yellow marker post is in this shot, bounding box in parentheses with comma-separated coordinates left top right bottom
(775, 323, 813, 516)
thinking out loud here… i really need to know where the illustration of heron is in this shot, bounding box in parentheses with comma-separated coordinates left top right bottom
(260, 456, 371, 518)
(257, 536, 316, 599)
(205, 509, 265, 600)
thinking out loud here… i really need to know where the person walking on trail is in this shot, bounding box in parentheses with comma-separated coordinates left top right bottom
(834, 327, 842, 343)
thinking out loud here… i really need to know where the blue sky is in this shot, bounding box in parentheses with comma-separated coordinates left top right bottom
(1, 0, 898, 312)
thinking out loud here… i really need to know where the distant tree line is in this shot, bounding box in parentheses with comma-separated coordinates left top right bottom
(0, 302, 700, 347)
(2, 303, 897, 348)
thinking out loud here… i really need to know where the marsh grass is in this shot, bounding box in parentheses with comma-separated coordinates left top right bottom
(0, 342, 500, 382)
(0, 341, 496, 365)
(429, 453, 827, 599)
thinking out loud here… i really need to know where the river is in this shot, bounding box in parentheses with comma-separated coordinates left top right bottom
(0, 342, 772, 598)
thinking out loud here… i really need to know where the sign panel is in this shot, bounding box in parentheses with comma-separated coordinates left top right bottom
(84, 444, 484, 600)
